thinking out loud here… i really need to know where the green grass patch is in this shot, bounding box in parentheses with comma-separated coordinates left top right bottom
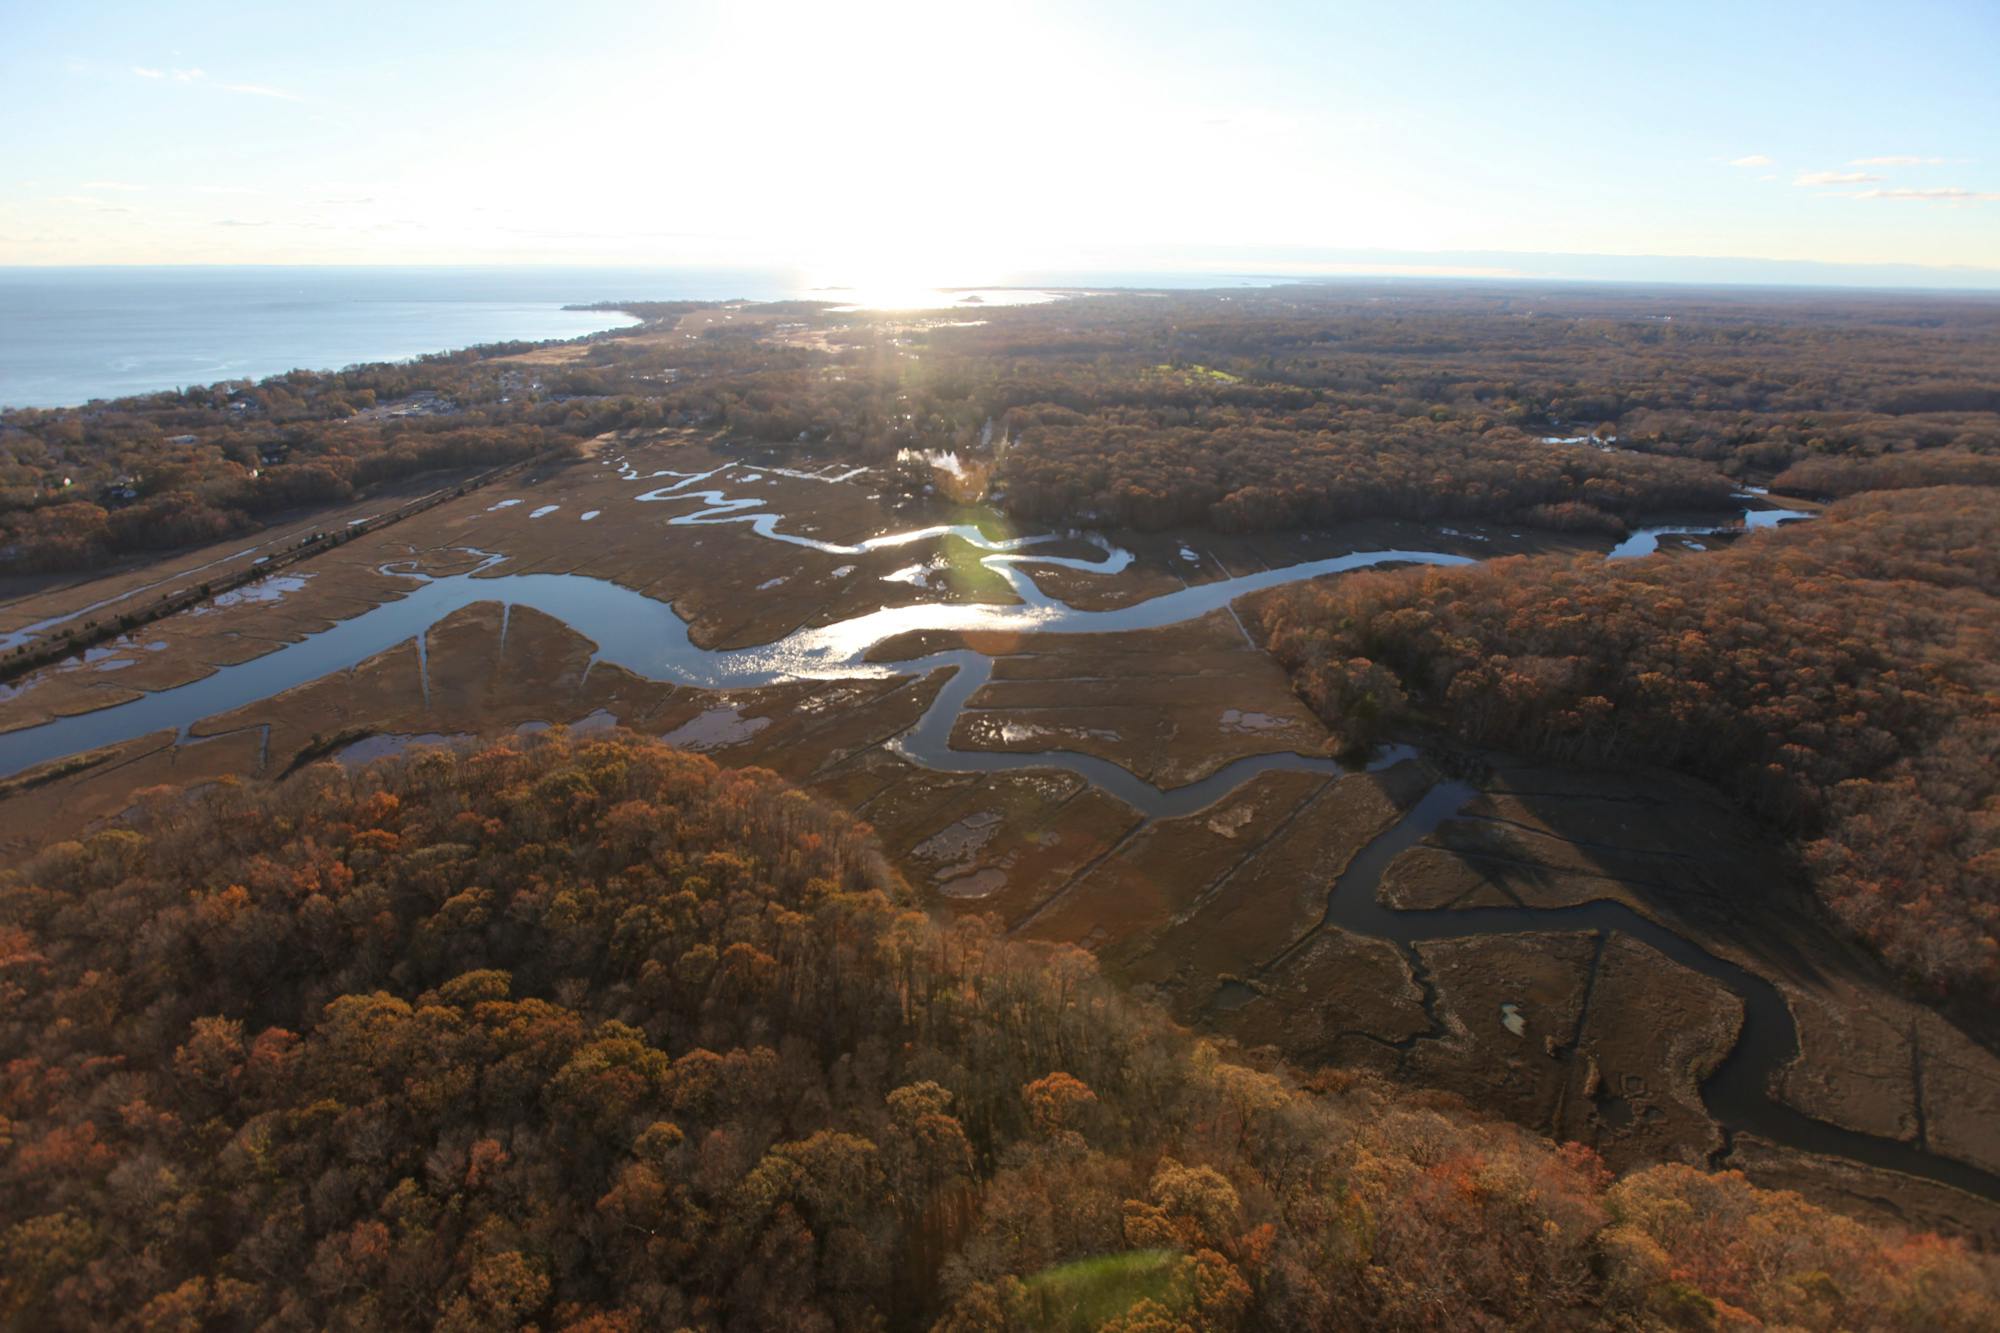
(1150, 362, 1243, 384)
(1021, 1249, 1179, 1329)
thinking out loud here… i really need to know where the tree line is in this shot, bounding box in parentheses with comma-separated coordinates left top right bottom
(1246, 486, 2000, 1008)
(11, 283, 1992, 572)
(1, 733, 1994, 1330)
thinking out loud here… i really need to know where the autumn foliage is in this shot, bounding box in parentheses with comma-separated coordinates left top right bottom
(15, 282, 1996, 572)
(2, 734, 1994, 1329)
(992, 405, 1730, 534)
(1248, 487, 2000, 1002)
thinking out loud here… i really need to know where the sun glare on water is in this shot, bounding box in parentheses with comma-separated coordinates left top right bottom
(805, 253, 1062, 312)
(813, 268, 965, 311)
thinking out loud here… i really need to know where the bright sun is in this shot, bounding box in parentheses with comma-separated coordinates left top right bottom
(804, 234, 1003, 310)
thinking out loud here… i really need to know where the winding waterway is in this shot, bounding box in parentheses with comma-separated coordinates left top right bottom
(1273, 780, 2000, 1200)
(4, 459, 1975, 1200)
(0, 538, 1472, 779)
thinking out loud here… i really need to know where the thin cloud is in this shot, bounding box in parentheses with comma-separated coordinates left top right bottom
(215, 218, 272, 227)
(81, 181, 146, 192)
(1794, 170, 1882, 187)
(220, 82, 303, 101)
(132, 64, 300, 100)
(1728, 154, 1773, 168)
(1854, 187, 1998, 202)
(1850, 155, 1944, 167)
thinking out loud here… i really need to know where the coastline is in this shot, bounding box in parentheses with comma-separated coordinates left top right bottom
(0, 266, 685, 409)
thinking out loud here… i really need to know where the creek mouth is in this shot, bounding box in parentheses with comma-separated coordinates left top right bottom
(7, 463, 1963, 1201)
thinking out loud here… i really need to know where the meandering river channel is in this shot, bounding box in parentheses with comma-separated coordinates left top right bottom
(11, 462, 1979, 1199)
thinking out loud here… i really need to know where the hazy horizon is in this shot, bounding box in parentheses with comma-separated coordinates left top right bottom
(6, 250, 2000, 294)
(6, 0, 1997, 291)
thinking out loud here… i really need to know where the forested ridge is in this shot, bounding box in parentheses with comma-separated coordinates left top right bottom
(1247, 487, 2000, 1005)
(3, 734, 1994, 1330)
(10, 284, 1994, 571)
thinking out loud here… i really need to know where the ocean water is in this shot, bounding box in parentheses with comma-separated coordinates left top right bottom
(0, 265, 1299, 411)
(0, 266, 800, 410)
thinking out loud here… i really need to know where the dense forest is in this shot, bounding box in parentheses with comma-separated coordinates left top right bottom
(1246, 487, 1999, 1006)
(9, 284, 1994, 571)
(989, 406, 1727, 533)
(3, 734, 1993, 1330)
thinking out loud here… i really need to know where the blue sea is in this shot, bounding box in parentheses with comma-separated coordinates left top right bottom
(0, 264, 1302, 411)
(0, 266, 813, 410)
(0, 265, 1324, 411)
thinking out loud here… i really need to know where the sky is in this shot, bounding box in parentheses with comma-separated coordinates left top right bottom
(4, 0, 1998, 287)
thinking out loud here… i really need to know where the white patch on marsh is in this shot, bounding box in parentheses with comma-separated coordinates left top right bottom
(1206, 805, 1256, 838)
(191, 573, 312, 615)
